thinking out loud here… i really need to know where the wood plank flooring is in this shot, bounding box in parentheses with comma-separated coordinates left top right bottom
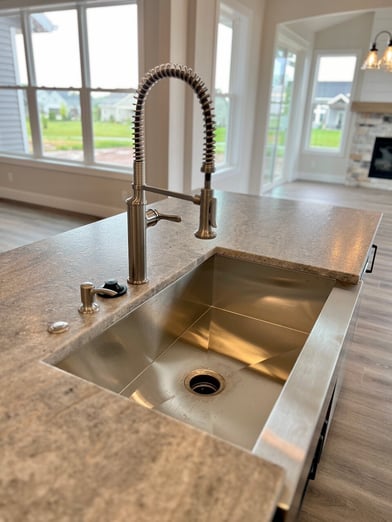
(267, 182, 392, 522)
(0, 199, 99, 254)
(1, 185, 391, 521)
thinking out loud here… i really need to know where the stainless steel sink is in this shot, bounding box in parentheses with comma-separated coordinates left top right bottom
(52, 255, 335, 450)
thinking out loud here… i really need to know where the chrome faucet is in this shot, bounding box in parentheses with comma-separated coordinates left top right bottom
(127, 63, 217, 284)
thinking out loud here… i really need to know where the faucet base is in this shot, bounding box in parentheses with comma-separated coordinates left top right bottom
(194, 187, 217, 239)
(127, 277, 149, 285)
(194, 230, 216, 240)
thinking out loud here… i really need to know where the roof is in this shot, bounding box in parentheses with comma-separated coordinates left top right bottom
(96, 93, 135, 108)
(30, 14, 55, 33)
(328, 93, 350, 107)
(315, 81, 352, 99)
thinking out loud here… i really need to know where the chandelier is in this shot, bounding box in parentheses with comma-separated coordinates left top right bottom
(361, 30, 392, 71)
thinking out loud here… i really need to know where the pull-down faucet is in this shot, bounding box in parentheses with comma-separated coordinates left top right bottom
(127, 63, 217, 284)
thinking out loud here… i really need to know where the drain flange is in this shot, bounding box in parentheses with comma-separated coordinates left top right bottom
(184, 369, 225, 396)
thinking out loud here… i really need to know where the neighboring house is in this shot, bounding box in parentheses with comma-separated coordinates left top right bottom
(0, 13, 54, 153)
(97, 93, 134, 122)
(214, 95, 229, 127)
(312, 81, 351, 129)
(325, 93, 350, 128)
(0, 14, 29, 153)
(37, 90, 80, 120)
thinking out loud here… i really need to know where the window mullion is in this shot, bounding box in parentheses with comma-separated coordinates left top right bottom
(21, 11, 42, 157)
(224, 92, 234, 165)
(21, 11, 35, 86)
(77, 5, 94, 164)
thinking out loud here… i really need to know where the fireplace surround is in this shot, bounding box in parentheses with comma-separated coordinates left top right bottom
(347, 102, 392, 189)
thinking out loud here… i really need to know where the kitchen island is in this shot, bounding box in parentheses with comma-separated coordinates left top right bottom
(0, 191, 381, 521)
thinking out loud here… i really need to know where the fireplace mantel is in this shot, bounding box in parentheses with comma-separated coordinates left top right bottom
(351, 101, 392, 114)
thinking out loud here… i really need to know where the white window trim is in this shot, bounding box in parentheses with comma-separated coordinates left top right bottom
(303, 49, 360, 158)
(0, 0, 138, 176)
(262, 47, 298, 188)
(213, 0, 250, 181)
(260, 25, 309, 193)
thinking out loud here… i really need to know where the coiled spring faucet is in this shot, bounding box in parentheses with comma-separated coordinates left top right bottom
(127, 63, 217, 284)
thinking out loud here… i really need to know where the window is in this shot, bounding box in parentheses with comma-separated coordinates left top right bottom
(213, 2, 249, 172)
(214, 15, 233, 167)
(0, 2, 138, 170)
(307, 54, 357, 152)
(264, 47, 296, 185)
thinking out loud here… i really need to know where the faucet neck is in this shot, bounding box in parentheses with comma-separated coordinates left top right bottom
(133, 64, 216, 183)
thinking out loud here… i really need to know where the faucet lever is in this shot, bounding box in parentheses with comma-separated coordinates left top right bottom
(146, 208, 181, 228)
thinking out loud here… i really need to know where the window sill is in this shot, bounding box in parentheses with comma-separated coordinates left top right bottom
(0, 154, 133, 182)
(303, 148, 345, 158)
(214, 164, 236, 176)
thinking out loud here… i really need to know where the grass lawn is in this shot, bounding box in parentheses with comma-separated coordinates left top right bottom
(35, 120, 341, 155)
(215, 127, 226, 154)
(267, 128, 342, 151)
(37, 119, 228, 153)
(38, 120, 132, 150)
(310, 129, 341, 148)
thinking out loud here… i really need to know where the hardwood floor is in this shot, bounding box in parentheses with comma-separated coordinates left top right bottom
(267, 182, 392, 522)
(0, 199, 99, 254)
(1, 185, 391, 521)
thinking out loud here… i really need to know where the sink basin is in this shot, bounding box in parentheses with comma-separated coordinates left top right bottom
(52, 254, 335, 450)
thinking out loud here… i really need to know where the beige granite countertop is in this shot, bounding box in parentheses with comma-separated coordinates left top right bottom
(0, 191, 381, 521)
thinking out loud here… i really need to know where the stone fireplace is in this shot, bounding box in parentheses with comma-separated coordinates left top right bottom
(347, 102, 392, 190)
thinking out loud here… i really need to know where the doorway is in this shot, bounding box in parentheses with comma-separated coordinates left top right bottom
(263, 46, 297, 188)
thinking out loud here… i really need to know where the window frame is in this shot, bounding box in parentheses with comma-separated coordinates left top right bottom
(213, 0, 250, 176)
(262, 46, 297, 187)
(214, 12, 234, 169)
(0, 0, 138, 174)
(303, 50, 359, 157)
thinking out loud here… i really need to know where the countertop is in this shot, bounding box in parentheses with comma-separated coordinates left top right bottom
(0, 191, 381, 521)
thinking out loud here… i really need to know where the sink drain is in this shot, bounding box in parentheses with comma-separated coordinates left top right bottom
(184, 369, 225, 396)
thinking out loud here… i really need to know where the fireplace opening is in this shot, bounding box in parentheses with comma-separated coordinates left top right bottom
(369, 137, 392, 180)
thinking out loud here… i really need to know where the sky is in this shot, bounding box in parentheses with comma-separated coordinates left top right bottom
(215, 22, 232, 93)
(317, 56, 357, 82)
(17, 5, 138, 89)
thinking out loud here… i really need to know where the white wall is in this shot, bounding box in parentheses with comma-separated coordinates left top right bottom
(0, 160, 129, 216)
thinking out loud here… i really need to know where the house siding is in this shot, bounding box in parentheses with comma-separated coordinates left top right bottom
(0, 15, 28, 153)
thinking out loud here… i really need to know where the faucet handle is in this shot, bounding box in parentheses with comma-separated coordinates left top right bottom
(146, 208, 182, 227)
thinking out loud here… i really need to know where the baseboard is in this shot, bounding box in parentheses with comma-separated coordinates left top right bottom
(0, 187, 123, 218)
(296, 172, 345, 184)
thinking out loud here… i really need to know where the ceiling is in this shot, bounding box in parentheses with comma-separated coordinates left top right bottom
(285, 10, 374, 40)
